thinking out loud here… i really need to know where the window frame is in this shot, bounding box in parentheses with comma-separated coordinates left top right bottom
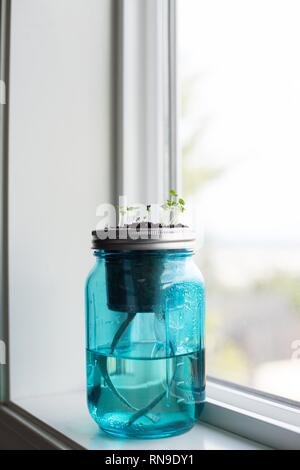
(0, 0, 299, 450)
(204, 379, 300, 449)
(0, 0, 10, 406)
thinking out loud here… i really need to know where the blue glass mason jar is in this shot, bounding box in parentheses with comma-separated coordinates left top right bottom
(85, 227, 205, 439)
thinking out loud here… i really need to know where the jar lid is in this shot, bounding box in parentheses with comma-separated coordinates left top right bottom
(91, 225, 196, 251)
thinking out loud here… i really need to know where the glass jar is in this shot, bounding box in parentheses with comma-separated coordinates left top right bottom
(85, 228, 205, 439)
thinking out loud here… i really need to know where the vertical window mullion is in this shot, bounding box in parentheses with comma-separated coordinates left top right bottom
(167, 0, 181, 194)
(115, 0, 179, 205)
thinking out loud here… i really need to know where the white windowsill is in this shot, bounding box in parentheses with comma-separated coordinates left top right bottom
(14, 391, 268, 450)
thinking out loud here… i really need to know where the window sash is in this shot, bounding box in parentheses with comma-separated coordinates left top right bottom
(168, 0, 300, 445)
(115, 0, 178, 204)
(204, 379, 300, 449)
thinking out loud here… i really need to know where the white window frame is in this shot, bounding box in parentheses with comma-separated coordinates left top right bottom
(0, 0, 299, 450)
(115, 0, 181, 203)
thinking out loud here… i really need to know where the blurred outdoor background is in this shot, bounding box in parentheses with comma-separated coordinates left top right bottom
(179, 0, 300, 401)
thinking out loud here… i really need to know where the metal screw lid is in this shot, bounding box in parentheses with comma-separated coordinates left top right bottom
(92, 225, 196, 251)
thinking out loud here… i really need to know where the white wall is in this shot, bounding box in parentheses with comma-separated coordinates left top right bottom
(9, 0, 114, 398)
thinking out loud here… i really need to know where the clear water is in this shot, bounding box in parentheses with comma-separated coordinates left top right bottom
(86, 347, 205, 439)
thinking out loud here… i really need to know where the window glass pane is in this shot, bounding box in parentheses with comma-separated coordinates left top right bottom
(179, 0, 300, 401)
